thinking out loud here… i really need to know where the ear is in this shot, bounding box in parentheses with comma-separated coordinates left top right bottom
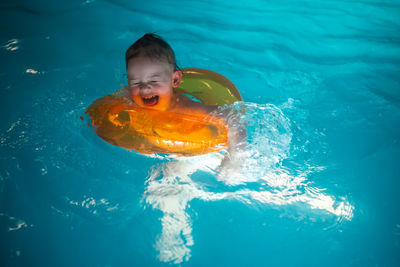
(172, 70, 182, 88)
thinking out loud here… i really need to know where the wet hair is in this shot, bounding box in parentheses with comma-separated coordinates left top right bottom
(125, 33, 179, 71)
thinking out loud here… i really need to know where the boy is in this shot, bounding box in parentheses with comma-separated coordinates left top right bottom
(123, 33, 245, 169)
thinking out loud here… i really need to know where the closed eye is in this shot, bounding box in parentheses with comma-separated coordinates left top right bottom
(129, 81, 141, 87)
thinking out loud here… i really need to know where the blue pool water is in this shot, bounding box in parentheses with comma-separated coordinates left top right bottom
(1, 0, 400, 266)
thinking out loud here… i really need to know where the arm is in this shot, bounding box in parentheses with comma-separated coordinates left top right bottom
(217, 105, 248, 177)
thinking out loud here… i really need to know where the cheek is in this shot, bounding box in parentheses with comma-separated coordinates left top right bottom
(129, 88, 141, 102)
(128, 88, 135, 96)
(128, 86, 138, 93)
(155, 84, 173, 96)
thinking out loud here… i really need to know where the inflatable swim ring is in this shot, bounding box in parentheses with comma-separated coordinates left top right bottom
(86, 68, 242, 156)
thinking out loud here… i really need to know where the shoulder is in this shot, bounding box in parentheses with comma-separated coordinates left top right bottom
(171, 93, 217, 115)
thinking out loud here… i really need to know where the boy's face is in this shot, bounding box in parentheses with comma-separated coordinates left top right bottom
(127, 56, 181, 111)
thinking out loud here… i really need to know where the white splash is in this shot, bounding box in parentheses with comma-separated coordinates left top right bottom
(1, 39, 19, 51)
(143, 154, 229, 264)
(26, 69, 40, 74)
(66, 196, 119, 215)
(0, 213, 34, 231)
(142, 102, 354, 264)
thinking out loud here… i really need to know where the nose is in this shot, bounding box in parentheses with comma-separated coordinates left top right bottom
(139, 82, 151, 91)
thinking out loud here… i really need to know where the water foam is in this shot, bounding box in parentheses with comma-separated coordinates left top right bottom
(143, 102, 354, 264)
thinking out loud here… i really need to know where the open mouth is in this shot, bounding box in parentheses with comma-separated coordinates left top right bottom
(142, 95, 159, 106)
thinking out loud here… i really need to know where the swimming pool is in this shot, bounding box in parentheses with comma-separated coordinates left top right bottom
(1, 0, 399, 266)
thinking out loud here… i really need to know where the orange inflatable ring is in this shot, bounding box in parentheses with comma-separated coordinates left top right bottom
(86, 68, 242, 156)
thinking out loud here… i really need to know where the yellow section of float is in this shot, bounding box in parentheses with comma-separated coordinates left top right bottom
(86, 68, 242, 156)
(175, 68, 242, 105)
